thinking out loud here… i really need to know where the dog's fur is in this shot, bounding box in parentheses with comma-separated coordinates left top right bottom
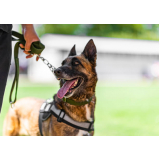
(3, 39, 98, 136)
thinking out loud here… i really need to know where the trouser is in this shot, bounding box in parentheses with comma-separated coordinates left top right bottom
(0, 29, 12, 113)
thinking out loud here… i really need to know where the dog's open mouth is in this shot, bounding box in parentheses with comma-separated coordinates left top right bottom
(57, 77, 83, 99)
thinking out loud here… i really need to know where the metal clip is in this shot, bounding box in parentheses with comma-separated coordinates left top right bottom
(37, 55, 57, 75)
(57, 110, 65, 122)
(11, 103, 15, 109)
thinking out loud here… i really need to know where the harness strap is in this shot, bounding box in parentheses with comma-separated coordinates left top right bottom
(39, 98, 94, 136)
(50, 104, 94, 131)
(39, 112, 44, 136)
(10, 31, 45, 104)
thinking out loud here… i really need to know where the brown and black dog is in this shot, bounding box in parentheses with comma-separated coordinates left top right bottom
(3, 39, 98, 136)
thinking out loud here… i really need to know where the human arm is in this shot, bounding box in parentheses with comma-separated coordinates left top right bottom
(20, 24, 40, 61)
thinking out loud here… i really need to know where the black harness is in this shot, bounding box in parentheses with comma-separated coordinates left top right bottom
(39, 98, 94, 136)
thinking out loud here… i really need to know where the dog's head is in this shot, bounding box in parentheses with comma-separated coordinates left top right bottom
(54, 39, 97, 99)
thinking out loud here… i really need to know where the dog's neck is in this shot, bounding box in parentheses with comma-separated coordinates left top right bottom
(68, 86, 95, 101)
(54, 89, 96, 123)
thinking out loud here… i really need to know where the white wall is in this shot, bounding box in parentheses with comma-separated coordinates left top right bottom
(25, 34, 159, 82)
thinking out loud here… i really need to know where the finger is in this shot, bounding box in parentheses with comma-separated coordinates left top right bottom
(25, 41, 32, 51)
(19, 44, 25, 48)
(36, 54, 41, 61)
(23, 51, 30, 55)
(26, 54, 34, 59)
(36, 56, 39, 61)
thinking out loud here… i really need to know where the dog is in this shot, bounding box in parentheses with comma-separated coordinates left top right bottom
(3, 39, 98, 136)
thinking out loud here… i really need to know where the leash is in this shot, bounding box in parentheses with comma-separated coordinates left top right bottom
(10, 31, 92, 109)
(10, 31, 57, 106)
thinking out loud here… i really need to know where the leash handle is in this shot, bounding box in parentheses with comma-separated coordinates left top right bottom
(9, 31, 45, 105)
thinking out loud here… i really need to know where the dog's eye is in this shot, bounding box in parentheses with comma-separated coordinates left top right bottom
(73, 61, 79, 65)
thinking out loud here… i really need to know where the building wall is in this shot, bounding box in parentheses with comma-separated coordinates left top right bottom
(25, 34, 159, 82)
(59, 50, 159, 81)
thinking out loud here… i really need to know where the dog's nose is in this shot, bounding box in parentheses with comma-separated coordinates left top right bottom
(54, 68, 62, 76)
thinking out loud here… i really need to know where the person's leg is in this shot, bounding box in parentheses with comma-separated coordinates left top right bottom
(0, 29, 12, 113)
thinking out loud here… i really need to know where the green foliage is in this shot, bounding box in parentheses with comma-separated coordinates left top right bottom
(36, 24, 80, 37)
(35, 24, 159, 41)
(85, 24, 159, 40)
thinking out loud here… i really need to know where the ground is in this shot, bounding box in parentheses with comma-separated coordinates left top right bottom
(0, 80, 159, 136)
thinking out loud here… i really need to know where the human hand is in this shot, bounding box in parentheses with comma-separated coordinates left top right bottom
(20, 24, 41, 61)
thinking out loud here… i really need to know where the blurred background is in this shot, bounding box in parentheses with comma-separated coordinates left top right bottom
(0, 24, 159, 136)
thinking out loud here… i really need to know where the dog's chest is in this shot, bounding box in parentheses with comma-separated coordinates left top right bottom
(65, 103, 93, 122)
(76, 130, 90, 136)
(85, 104, 93, 122)
(76, 105, 92, 136)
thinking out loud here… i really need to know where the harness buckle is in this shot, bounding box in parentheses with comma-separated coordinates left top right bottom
(11, 103, 15, 109)
(57, 110, 65, 122)
(88, 121, 94, 132)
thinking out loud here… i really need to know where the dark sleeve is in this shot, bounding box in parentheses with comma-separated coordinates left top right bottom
(0, 24, 12, 33)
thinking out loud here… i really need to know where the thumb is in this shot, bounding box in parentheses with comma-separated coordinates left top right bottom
(25, 41, 32, 51)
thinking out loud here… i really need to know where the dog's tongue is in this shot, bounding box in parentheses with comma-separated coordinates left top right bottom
(57, 79, 77, 99)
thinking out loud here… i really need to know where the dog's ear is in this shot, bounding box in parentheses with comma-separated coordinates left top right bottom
(81, 39, 97, 67)
(68, 45, 76, 57)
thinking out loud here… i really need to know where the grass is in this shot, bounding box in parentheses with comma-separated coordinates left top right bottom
(0, 80, 159, 136)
